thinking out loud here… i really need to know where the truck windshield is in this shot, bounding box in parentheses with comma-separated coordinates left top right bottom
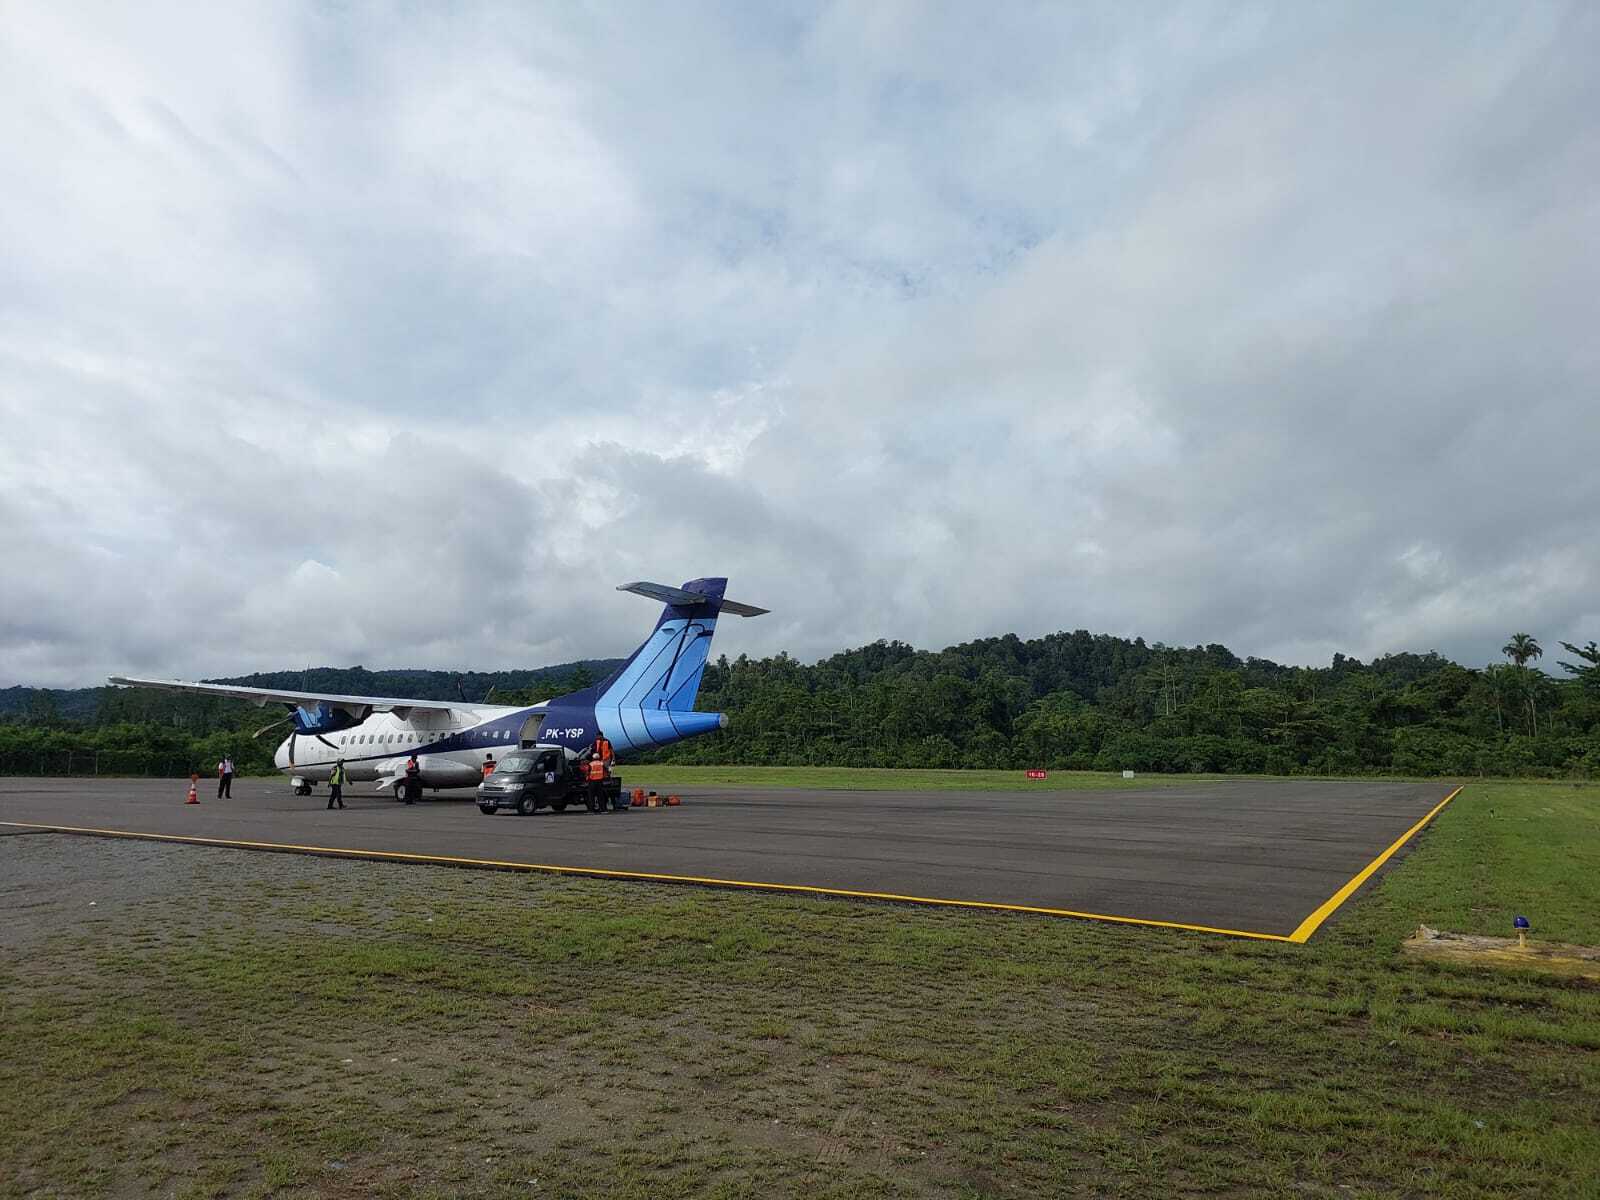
(494, 753, 539, 775)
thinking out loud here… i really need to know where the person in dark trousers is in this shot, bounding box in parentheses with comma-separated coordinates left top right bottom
(327, 760, 347, 809)
(590, 735, 622, 810)
(217, 755, 235, 798)
(404, 755, 421, 804)
(583, 753, 608, 812)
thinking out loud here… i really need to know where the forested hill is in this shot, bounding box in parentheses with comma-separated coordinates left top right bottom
(4, 630, 1599, 778)
(647, 630, 1600, 777)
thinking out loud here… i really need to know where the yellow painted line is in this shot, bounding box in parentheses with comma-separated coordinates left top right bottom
(1287, 784, 1465, 944)
(0, 819, 1293, 942)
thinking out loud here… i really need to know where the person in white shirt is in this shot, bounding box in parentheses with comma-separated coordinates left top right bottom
(217, 755, 235, 799)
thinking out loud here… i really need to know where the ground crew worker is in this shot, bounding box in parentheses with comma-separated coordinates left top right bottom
(404, 754, 421, 805)
(327, 760, 347, 809)
(216, 754, 235, 799)
(592, 732, 614, 765)
(482, 754, 496, 780)
(584, 753, 608, 812)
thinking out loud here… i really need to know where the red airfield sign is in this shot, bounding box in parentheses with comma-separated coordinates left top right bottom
(1025, 769, 1048, 780)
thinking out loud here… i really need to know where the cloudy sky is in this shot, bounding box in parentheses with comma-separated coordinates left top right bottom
(2, 3, 1597, 688)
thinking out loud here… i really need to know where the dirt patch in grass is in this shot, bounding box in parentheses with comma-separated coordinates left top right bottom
(1402, 925, 1600, 981)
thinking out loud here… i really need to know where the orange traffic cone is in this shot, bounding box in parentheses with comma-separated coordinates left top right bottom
(185, 781, 199, 805)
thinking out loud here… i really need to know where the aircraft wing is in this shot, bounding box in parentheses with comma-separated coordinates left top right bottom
(107, 676, 460, 719)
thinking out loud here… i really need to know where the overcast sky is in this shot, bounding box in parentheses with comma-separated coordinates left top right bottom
(2, 3, 1597, 688)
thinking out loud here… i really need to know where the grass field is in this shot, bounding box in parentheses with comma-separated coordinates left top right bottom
(2, 779, 1597, 1198)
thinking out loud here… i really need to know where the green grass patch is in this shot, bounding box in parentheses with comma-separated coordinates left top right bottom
(1377, 781, 1600, 945)
(1, 781, 1597, 1198)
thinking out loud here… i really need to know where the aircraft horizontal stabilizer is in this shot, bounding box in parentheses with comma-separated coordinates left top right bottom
(616, 580, 768, 617)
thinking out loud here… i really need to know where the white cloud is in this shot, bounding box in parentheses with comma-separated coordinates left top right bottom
(1, 3, 1597, 686)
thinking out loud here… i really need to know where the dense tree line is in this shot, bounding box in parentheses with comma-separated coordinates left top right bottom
(0, 661, 615, 778)
(3, 635, 1598, 779)
(643, 630, 1600, 778)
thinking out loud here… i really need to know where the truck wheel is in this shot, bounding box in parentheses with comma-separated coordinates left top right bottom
(478, 805, 496, 816)
(551, 801, 568, 813)
(517, 795, 537, 816)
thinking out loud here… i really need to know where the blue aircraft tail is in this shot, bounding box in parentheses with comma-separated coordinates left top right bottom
(543, 577, 766, 753)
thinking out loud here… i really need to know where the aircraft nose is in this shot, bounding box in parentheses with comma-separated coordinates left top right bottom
(273, 736, 291, 770)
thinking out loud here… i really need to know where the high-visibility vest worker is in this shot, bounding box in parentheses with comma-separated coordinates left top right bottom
(482, 756, 496, 778)
(593, 734, 614, 763)
(585, 757, 607, 782)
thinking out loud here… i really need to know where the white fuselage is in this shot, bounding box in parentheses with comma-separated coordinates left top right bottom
(274, 702, 549, 791)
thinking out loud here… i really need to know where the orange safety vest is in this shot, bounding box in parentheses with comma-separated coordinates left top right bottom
(586, 758, 606, 782)
(594, 735, 614, 762)
(482, 760, 495, 777)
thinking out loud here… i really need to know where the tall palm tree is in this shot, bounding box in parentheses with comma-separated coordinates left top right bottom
(1502, 633, 1543, 667)
(1501, 634, 1545, 736)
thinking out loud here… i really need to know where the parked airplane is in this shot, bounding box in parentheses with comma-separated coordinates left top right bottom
(109, 577, 766, 797)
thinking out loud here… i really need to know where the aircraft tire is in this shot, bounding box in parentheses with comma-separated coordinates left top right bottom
(517, 795, 537, 816)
